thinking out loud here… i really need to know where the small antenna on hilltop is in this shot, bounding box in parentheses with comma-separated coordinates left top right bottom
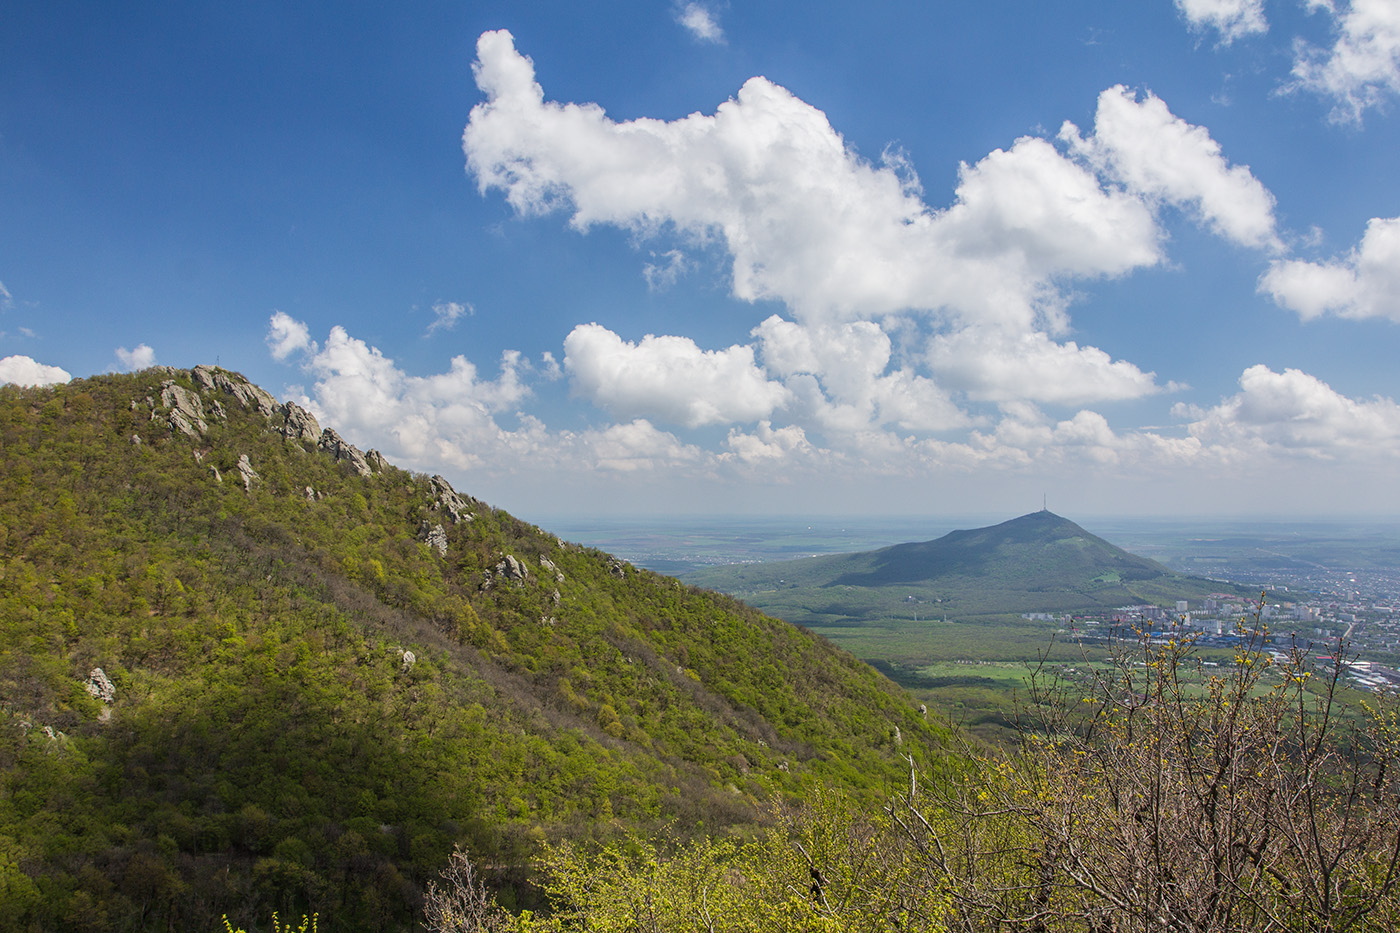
(1043, 493, 1047, 512)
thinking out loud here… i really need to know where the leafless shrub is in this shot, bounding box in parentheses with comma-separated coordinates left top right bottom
(423, 848, 513, 933)
(899, 601, 1400, 932)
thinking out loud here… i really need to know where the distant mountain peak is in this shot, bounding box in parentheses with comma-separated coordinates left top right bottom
(688, 510, 1251, 619)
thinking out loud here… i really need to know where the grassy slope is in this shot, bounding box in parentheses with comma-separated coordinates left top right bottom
(0, 370, 955, 932)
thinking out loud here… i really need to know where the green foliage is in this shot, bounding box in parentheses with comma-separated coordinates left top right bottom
(0, 369, 956, 931)
(222, 912, 319, 933)
(456, 621, 1400, 932)
(425, 787, 952, 932)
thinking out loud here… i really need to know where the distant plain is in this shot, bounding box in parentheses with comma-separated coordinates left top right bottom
(541, 514, 1400, 583)
(541, 514, 1400, 744)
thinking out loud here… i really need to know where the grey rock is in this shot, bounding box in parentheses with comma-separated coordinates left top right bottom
(304, 485, 317, 501)
(365, 449, 388, 473)
(192, 365, 278, 417)
(211, 465, 222, 484)
(428, 475, 474, 523)
(131, 434, 141, 445)
(608, 559, 627, 579)
(494, 555, 528, 585)
(206, 398, 227, 421)
(160, 380, 208, 437)
(189, 365, 216, 391)
(418, 521, 449, 556)
(236, 454, 260, 491)
(540, 557, 565, 583)
(400, 649, 416, 673)
(281, 402, 322, 444)
(85, 668, 116, 704)
(318, 428, 373, 477)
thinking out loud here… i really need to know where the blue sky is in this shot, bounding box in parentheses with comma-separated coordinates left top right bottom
(3, 1, 1399, 520)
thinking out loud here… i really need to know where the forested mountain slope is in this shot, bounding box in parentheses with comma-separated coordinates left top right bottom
(688, 510, 1253, 624)
(0, 367, 951, 931)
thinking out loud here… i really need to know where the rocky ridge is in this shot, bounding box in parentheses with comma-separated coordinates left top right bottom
(142, 364, 478, 550)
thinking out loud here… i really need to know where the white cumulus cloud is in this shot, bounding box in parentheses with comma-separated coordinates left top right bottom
(448, 30, 1400, 492)
(564, 322, 789, 428)
(0, 355, 72, 387)
(267, 310, 317, 360)
(723, 420, 812, 464)
(753, 315, 970, 432)
(970, 403, 1204, 468)
(1175, 0, 1268, 43)
(1291, 0, 1400, 124)
(1176, 364, 1400, 453)
(1259, 215, 1400, 322)
(1061, 86, 1280, 250)
(427, 300, 472, 335)
(676, 3, 724, 43)
(461, 31, 1291, 424)
(580, 419, 704, 472)
(462, 30, 1164, 330)
(927, 329, 1167, 406)
(115, 344, 157, 371)
(265, 314, 538, 472)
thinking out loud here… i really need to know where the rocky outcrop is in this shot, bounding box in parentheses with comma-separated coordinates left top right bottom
(429, 475, 475, 523)
(366, 449, 388, 473)
(281, 402, 322, 445)
(318, 428, 373, 477)
(483, 555, 528, 589)
(608, 559, 628, 579)
(418, 521, 449, 556)
(236, 454, 260, 491)
(85, 668, 116, 704)
(159, 380, 208, 437)
(400, 649, 416, 673)
(540, 557, 565, 583)
(191, 365, 278, 417)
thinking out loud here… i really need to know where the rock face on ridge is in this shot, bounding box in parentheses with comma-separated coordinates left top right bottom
(429, 474, 475, 523)
(152, 368, 394, 483)
(192, 365, 278, 417)
(318, 427, 374, 477)
(281, 402, 322, 445)
(159, 381, 208, 437)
